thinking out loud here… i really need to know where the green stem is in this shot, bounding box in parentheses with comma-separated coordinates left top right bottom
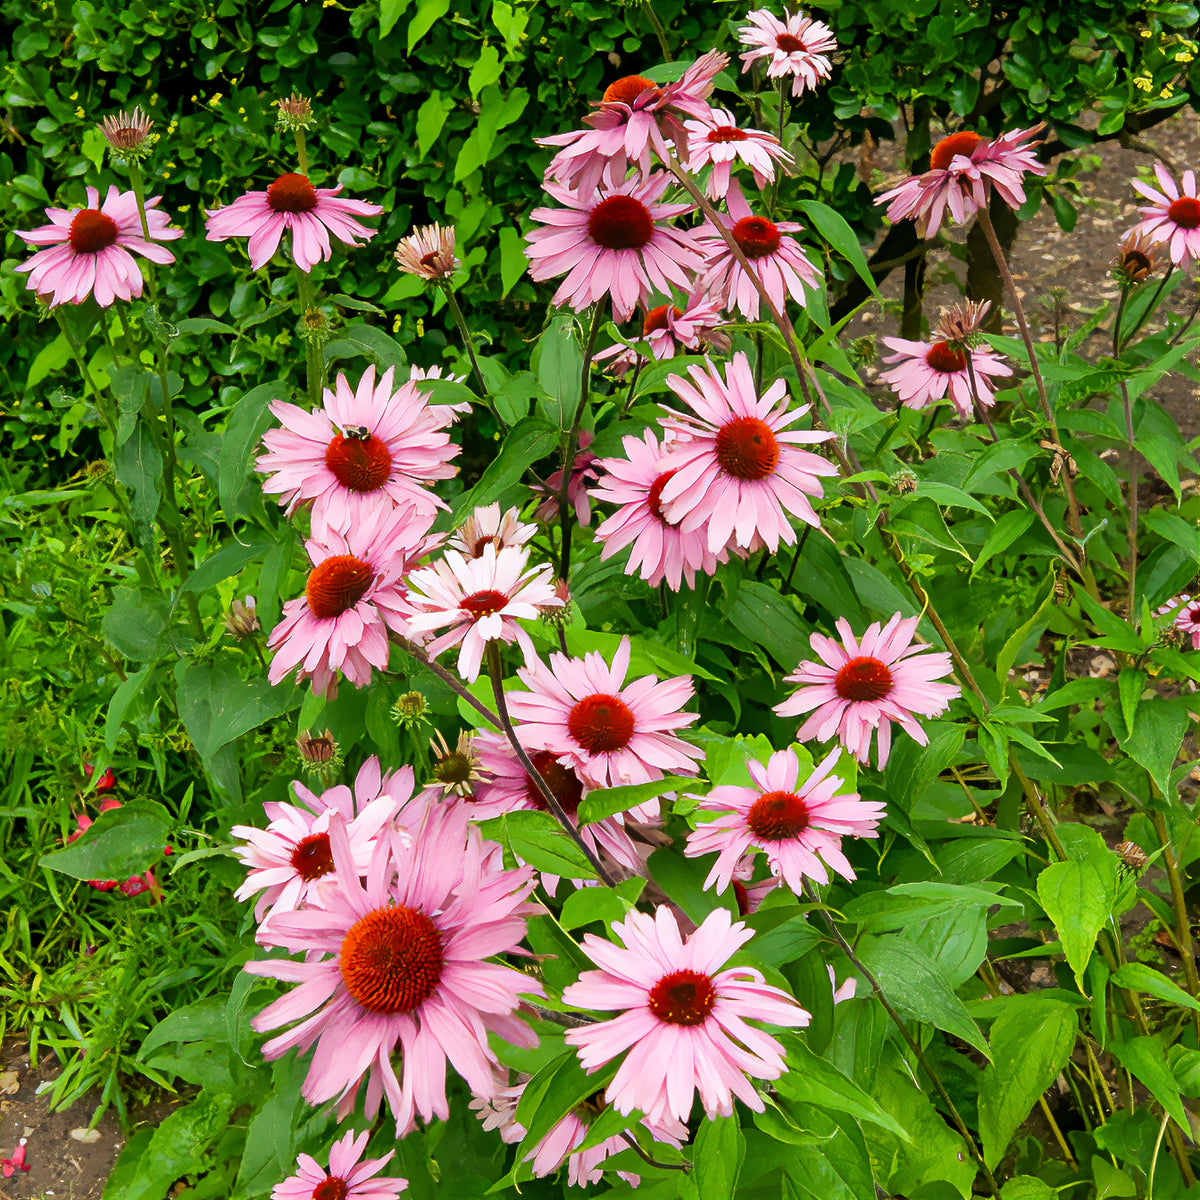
(1118, 378, 1139, 621)
(294, 267, 324, 406)
(441, 282, 502, 427)
(639, 0, 672, 61)
(1150, 810, 1200, 1041)
(294, 128, 309, 177)
(1121, 265, 1174, 350)
(1167, 284, 1200, 346)
(557, 305, 604, 580)
(54, 310, 116, 441)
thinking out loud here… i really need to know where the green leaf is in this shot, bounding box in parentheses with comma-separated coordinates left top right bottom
(218, 381, 285, 521)
(1001, 1178, 1057, 1200)
(914, 480, 993, 517)
(726, 580, 808, 667)
(113, 421, 162, 546)
(1117, 668, 1145, 739)
(1110, 1036, 1190, 1131)
(379, 0, 410, 36)
(184, 534, 271, 593)
(1118, 697, 1189, 799)
(469, 41, 503, 96)
(1075, 589, 1145, 654)
(175, 659, 292, 765)
(40, 799, 171, 882)
(1037, 858, 1116, 987)
(857, 935, 991, 1058)
(972, 510, 1035, 579)
(843, 882, 1018, 932)
(408, 0, 450, 52)
(138, 997, 227, 1059)
(498, 810, 598, 879)
(797, 200, 879, 298)
(235, 1057, 304, 1195)
(101, 586, 170, 661)
(498, 226, 527, 296)
(514, 1050, 613, 1160)
(559, 886, 631, 930)
(533, 313, 582, 426)
(694, 1113, 745, 1200)
(996, 573, 1055, 690)
(1110, 963, 1200, 1014)
(883, 720, 964, 813)
(577, 775, 695, 826)
(26, 333, 70, 387)
(452, 416, 556, 519)
(415, 89, 453, 159)
(979, 998, 1077, 1168)
(105, 664, 154, 750)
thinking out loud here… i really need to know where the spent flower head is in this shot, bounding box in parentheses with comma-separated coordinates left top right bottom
(1112, 230, 1159, 286)
(394, 223, 458, 282)
(99, 108, 156, 160)
(429, 730, 481, 797)
(275, 92, 316, 132)
(296, 729, 343, 783)
(934, 299, 991, 347)
(224, 596, 261, 640)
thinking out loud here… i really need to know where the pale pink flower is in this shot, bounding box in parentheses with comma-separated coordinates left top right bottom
(205, 173, 382, 272)
(1128, 164, 1200, 267)
(525, 173, 703, 322)
(697, 185, 820, 320)
(404, 544, 561, 681)
(272, 1128, 406, 1200)
(267, 504, 437, 697)
(1158, 593, 1200, 649)
(878, 336, 1012, 417)
(247, 805, 542, 1135)
(506, 637, 702, 789)
(593, 428, 725, 590)
(594, 294, 731, 378)
(533, 431, 600, 526)
(231, 758, 410, 924)
(876, 126, 1046, 237)
(685, 747, 885, 893)
(738, 8, 837, 97)
(538, 52, 728, 195)
(16, 185, 182, 307)
(563, 906, 810, 1123)
(729, 854, 783, 915)
(775, 614, 961, 768)
(685, 108, 794, 199)
(394, 222, 457, 280)
(449, 503, 538, 558)
(657, 352, 837, 554)
(257, 365, 459, 540)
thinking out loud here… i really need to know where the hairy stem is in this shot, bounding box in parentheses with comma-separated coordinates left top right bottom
(1150, 810, 1200, 1041)
(558, 305, 604, 580)
(294, 267, 324, 407)
(440, 282, 501, 426)
(639, 0, 672, 62)
(1118, 378, 1139, 620)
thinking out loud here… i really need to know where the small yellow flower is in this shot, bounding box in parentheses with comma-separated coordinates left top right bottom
(1133, 74, 1153, 92)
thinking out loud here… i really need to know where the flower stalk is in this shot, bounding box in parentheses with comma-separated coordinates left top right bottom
(558, 304, 605, 579)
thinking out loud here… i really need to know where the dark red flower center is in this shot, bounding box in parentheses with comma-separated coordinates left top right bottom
(1187, 604, 1200, 623)
(524, 750, 585, 817)
(648, 969, 716, 1026)
(775, 32, 807, 53)
(68, 209, 120, 254)
(324, 432, 392, 492)
(568, 693, 636, 753)
(834, 655, 894, 702)
(707, 124, 749, 143)
(339, 905, 445, 1014)
(460, 588, 509, 618)
(731, 215, 782, 259)
(312, 1176, 347, 1200)
(747, 790, 811, 840)
(588, 195, 655, 251)
(643, 304, 681, 335)
(267, 172, 319, 214)
(602, 74, 660, 106)
(290, 832, 334, 881)
(929, 131, 982, 170)
(306, 555, 375, 620)
(925, 340, 968, 373)
(715, 416, 780, 481)
(1168, 196, 1200, 229)
(647, 468, 679, 524)
(732, 879, 751, 915)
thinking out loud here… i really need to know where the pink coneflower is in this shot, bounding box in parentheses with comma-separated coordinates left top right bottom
(205, 173, 382, 272)
(685, 747, 885, 893)
(775, 614, 961, 768)
(738, 8, 837, 97)
(533, 431, 600, 526)
(1128, 164, 1200, 268)
(697, 185, 820, 320)
(593, 428, 725, 590)
(657, 352, 837, 554)
(16, 185, 182, 307)
(394, 222, 457, 281)
(876, 126, 1046, 237)
(403, 544, 562, 682)
(562, 906, 810, 1123)
(449, 503, 537, 558)
(685, 108, 794, 199)
(594, 293, 731, 378)
(247, 806, 542, 1135)
(505, 637, 702, 789)
(257, 365, 459, 541)
(273, 1128, 406, 1200)
(231, 757, 408, 923)
(525, 173, 703, 322)
(538, 52, 728, 196)
(267, 504, 436, 697)
(1158, 593, 1200, 649)
(878, 333, 1011, 417)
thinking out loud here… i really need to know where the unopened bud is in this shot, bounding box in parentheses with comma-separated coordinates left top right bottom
(299, 307, 333, 346)
(392, 690, 430, 729)
(295, 729, 342, 783)
(848, 334, 876, 366)
(99, 108, 156, 161)
(275, 92, 316, 132)
(890, 468, 918, 494)
(224, 596, 261, 640)
(540, 579, 573, 629)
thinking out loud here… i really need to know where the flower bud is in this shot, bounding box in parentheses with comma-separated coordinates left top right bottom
(275, 92, 316, 133)
(99, 108, 156, 161)
(224, 596, 261, 640)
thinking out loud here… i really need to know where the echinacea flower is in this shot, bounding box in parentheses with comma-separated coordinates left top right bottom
(738, 8, 837, 97)
(685, 108, 794, 199)
(594, 293, 730, 378)
(403, 543, 562, 682)
(697, 185, 820, 320)
(247, 805, 542, 1135)
(876, 125, 1046, 237)
(449, 503, 538, 558)
(231, 757, 409, 924)
(273, 1128, 406, 1200)
(205, 173, 382, 272)
(685, 746, 885, 892)
(1128, 163, 1200, 267)
(775, 614, 961, 768)
(394, 222, 458, 281)
(525, 173, 703, 322)
(593, 428, 726, 590)
(538, 52, 728, 196)
(533, 431, 601, 526)
(267, 503, 436, 697)
(16, 185, 182, 307)
(98, 107, 155, 158)
(506, 637, 702, 789)
(1158, 593, 1200, 649)
(257, 365, 459, 539)
(563, 906, 810, 1123)
(878, 332, 1011, 417)
(1112, 229, 1159, 286)
(657, 352, 837, 553)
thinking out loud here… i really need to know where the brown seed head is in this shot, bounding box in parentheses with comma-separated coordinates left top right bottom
(99, 108, 156, 160)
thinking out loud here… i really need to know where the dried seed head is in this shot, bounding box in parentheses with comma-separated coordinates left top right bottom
(1112, 230, 1159, 286)
(99, 108, 156, 160)
(295, 729, 342, 783)
(224, 595, 261, 640)
(540, 579, 573, 629)
(1116, 840, 1148, 871)
(935, 299, 990, 347)
(275, 92, 316, 132)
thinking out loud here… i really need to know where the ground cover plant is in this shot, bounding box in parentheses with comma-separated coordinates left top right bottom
(3, 3, 1200, 1199)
